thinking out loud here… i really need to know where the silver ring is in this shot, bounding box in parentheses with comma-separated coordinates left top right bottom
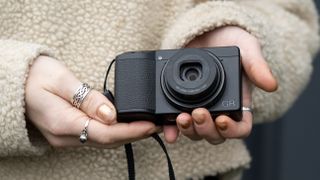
(242, 106, 252, 113)
(72, 83, 91, 108)
(79, 119, 91, 144)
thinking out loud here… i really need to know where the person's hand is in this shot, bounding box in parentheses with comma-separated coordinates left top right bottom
(163, 26, 278, 144)
(26, 56, 160, 148)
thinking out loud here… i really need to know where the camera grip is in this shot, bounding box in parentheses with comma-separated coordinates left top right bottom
(115, 58, 156, 121)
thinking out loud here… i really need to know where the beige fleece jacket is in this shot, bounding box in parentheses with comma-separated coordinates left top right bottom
(0, 0, 319, 180)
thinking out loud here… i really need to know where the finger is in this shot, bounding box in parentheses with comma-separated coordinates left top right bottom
(242, 75, 252, 106)
(240, 43, 278, 92)
(52, 102, 160, 143)
(185, 26, 277, 92)
(215, 111, 253, 138)
(80, 89, 117, 125)
(77, 118, 160, 145)
(49, 67, 116, 125)
(46, 133, 150, 149)
(163, 125, 179, 144)
(192, 108, 225, 144)
(41, 95, 160, 147)
(176, 113, 202, 141)
(43, 134, 104, 148)
(215, 75, 253, 138)
(47, 121, 159, 149)
(34, 91, 159, 146)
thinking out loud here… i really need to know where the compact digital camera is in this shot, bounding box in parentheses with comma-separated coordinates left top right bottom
(113, 47, 242, 124)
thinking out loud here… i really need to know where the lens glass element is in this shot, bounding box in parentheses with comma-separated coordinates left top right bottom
(180, 62, 202, 82)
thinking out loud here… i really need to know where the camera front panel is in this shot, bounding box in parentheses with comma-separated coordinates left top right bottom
(112, 47, 242, 124)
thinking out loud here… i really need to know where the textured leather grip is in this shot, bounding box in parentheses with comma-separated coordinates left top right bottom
(115, 58, 155, 114)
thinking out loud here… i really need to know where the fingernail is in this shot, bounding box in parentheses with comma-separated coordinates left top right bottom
(217, 121, 227, 131)
(180, 119, 191, 129)
(194, 113, 205, 125)
(97, 104, 115, 122)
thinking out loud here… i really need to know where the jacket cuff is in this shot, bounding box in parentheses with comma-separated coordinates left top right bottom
(0, 40, 53, 156)
(161, 1, 319, 123)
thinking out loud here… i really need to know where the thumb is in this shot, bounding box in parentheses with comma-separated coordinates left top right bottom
(53, 75, 117, 125)
(241, 46, 278, 92)
(80, 88, 117, 125)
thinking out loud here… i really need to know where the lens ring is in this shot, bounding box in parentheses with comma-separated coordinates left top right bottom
(160, 49, 225, 110)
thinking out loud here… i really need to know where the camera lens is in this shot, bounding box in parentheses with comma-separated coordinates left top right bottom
(180, 63, 202, 82)
(161, 48, 225, 110)
(185, 69, 198, 81)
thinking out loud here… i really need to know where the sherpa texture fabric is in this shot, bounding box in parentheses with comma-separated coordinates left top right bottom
(0, 0, 319, 180)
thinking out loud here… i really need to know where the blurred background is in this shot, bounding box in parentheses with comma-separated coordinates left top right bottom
(243, 1, 320, 179)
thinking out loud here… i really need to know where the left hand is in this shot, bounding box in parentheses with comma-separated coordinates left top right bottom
(163, 26, 278, 144)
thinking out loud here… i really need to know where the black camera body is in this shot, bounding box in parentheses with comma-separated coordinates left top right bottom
(114, 47, 242, 124)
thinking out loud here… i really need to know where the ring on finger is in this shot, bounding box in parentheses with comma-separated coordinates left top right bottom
(242, 106, 252, 113)
(79, 119, 91, 144)
(72, 83, 92, 108)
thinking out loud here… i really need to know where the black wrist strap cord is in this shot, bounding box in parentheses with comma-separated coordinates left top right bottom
(124, 134, 176, 180)
(151, 134, 176, 180)
(104, 60, 176, 180)
(124, 143, 135, 180)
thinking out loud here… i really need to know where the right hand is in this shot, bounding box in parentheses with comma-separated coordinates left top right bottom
(163, 26, 278, 144)
(26, 56, 160, 148)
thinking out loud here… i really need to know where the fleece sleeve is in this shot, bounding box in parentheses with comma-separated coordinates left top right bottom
(0, 40, 53, 156)
(161, 0, 320, 124)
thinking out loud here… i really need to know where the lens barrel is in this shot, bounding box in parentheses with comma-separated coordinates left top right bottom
(161, 49, 225, 110)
